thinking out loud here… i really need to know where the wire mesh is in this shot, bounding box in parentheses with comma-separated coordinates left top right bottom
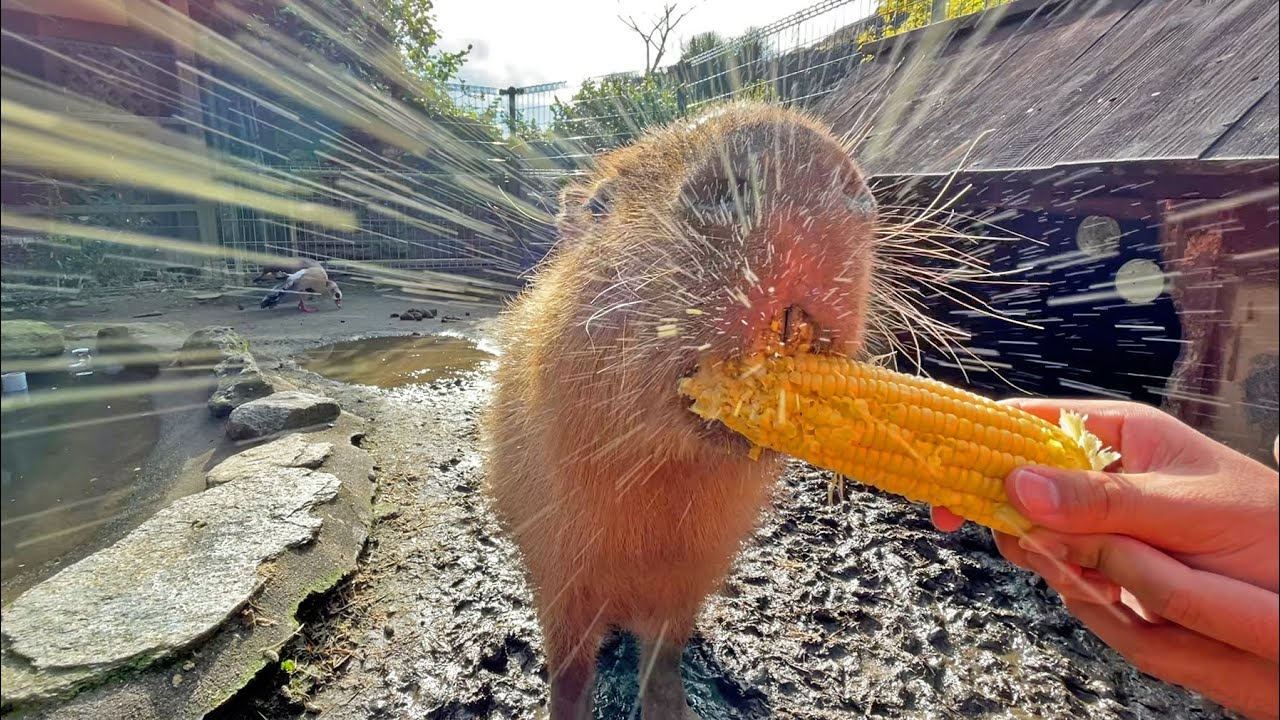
(1, 0, 1009, 297)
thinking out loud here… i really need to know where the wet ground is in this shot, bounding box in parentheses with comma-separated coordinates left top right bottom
(299, 335, 497, 389)
(2, 289, 1237, 719)
(0, 286, 492, 602)
(1, 371, 157, 567)
(219, 321, 1230, 720)
(0, 365, 217, 604)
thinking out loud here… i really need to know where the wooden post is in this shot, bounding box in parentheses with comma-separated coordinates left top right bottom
(167, 0, 223, 273)
(931, 0, 950, 23)
(499, 85, 524, 137)
(1157, 199, 1234, 432)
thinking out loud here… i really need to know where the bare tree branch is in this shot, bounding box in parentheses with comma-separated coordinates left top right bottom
(649, 4, 695, 71)
(619, 2, 699, 75)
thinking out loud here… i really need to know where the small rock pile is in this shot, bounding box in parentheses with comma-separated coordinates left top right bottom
(393, 307, 437, 321)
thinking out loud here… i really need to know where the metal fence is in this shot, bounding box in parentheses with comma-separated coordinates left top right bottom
(500, 0, 891, 166)
(214, 167, 526, 274)
(1, 0, 1004, 298)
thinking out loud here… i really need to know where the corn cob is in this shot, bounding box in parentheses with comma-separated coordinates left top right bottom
(677, 352, 1121, 536)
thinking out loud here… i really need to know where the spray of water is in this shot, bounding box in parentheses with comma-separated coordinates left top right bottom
(2, 0, 1275, 716)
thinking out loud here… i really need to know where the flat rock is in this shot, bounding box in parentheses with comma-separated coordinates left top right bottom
(0, 416, 375, 719)
(0, 466, 340, 700)
(206, 434, 334, 487)
(1, 320, 65, 360)
(226, 391, 341, 441)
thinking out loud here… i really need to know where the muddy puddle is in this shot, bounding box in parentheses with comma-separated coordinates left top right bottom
(300, 334, 496, 389)
(0, 371, 161, 595)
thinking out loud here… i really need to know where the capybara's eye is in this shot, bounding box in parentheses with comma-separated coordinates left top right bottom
(843, 182, 876, 216)
(586, 185, 611, 220)
(686, 175, 757, 227)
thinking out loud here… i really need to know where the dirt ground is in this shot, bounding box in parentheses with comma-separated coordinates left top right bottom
(10, 287, 1237, 720)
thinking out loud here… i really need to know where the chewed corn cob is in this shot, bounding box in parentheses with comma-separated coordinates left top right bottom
(677, 352, 1121, 537)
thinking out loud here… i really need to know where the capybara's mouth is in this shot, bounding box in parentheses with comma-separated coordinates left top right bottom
(747, 304, 835, 357)
(681, 303, 833, 455)
(695, 414, 757, 454)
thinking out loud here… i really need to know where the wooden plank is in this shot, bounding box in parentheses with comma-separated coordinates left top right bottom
(856, 5, 1053, 174)
(1207, 83, 1280, 158)
(1014, 0, 1200, 166)
(859, 0, 1140, 174)
(870, 158, 1278, 219)
(932, 0, 1143, 170)
(164, 0, 220, 254)
(1087, 0, 1278, 160)
(817, 60, 898, 150)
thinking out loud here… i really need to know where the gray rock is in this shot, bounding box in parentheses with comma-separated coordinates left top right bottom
(176, 326, 250, 372)
(94, 323, 187, 358)
(0, 416, 375, 718)
(1, 320, 65, 360)
(226, 391, 340, 441)
(208, 369, 274, 418)
(172, 327, 276, 417)
(0, 466, 339, 692)
(89, 323, 189, 378)
(206, 434, 333, 487)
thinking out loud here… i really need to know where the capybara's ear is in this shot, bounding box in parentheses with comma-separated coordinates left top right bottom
(557, 178, 614, 235)
(557, 182, 590, 216)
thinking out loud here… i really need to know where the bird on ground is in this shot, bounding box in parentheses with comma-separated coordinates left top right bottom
(260, 264, 342, 313)
(252, 257, 324, 283)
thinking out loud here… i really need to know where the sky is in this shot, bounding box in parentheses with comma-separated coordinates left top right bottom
(432, 0, 841, 91)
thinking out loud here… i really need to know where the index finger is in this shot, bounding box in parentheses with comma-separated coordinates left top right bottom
(997, 398, 1178, 471)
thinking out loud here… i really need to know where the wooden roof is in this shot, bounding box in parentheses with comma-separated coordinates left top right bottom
(819, 0, 1280, 176)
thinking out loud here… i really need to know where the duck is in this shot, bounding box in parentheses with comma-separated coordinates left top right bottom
(260, 264, 342, 313)
(253, 257, 324, 284)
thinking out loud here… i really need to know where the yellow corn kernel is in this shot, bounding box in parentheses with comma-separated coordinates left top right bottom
(677, 353, 1121, 537)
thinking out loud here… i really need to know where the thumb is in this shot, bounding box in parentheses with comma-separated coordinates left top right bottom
(1005, 465, 1175, 538)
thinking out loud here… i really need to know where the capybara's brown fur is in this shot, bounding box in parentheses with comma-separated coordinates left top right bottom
(482, 101, 878, 719)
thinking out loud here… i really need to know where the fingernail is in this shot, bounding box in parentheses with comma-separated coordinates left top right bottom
(1013, 469, 1060, 517)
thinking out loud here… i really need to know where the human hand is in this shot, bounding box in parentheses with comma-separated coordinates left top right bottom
(931, 398, 1279, 591)
(931, 399, 1280, 719)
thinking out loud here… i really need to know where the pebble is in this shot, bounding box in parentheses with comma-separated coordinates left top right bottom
(171, 673, 183, 687)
